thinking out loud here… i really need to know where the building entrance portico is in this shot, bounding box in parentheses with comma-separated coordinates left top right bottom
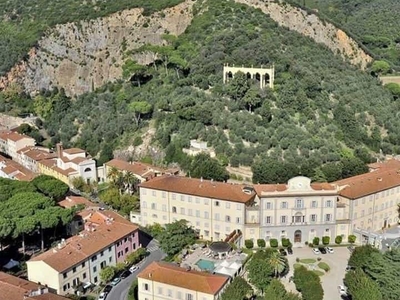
(294, 230, 302, 243)
(223, 64, 275, 89)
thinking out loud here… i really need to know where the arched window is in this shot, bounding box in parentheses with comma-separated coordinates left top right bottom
(84, 167, 92, 172)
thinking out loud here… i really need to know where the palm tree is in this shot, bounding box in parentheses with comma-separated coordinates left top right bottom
(268, 251, 286, 277)
(124, 171, 139, 194)
(107, 167, 120, 184)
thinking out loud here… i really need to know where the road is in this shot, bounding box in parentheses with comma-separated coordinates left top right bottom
(106, 239, 165, 300)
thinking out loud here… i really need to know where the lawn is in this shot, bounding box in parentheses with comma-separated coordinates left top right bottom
(293, 263, 302, 269)
(318, 262, 330, 272)
(299, 258, 317, 264)
(311, 270, 325, 276)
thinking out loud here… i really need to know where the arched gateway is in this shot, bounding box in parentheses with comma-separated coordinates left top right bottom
(223, 64, 275, 89)
(294, 230, 302, 243)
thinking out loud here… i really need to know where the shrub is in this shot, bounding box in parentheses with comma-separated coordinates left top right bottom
(281, 238, 290, 247)
(318, 262, 330, 272)
(293, 266, 324, 300)
(296, 257, 300, 263)
(245, 239, 254, 249)
(322, 236, 330, 245)
(335, 235, 343, 244)
(348, 235, 357, 244)
(269, 238, 278, 248)
(317, 257, 322, 262)
(257, 239, 266, 248)
(313, 237, 320, 246)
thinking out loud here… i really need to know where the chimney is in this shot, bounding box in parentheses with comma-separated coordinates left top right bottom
(56, 143, 63, 158)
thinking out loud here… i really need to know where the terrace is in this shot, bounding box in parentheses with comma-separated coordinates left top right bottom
(180, 242, 248, 278)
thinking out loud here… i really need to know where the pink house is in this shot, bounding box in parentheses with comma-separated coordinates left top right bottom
(115, 230, 139, 263)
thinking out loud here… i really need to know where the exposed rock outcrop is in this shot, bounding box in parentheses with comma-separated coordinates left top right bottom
(0, 0, 195, 97)
(235, 0, 373, 69)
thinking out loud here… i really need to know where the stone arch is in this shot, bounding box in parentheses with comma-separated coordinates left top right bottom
(264, 73, 270, 85)
(246, 72, 252, 79)
(254, 72, 261, 82)
(227, 71, 233, 81)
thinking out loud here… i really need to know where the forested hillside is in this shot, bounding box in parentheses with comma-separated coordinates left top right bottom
(0, 0, 184, 75)
(1, 0, 399, 183)
(291, 0, 400, 68)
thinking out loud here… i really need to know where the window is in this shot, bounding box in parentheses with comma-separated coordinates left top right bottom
(82, 262, 86, 267)
(109, 247, 112, 252)
(354, 212, 358, 219)
(237, 204, 242, 210)
(180, 207, 185, 215)
(204, 199, 209, 205)
(362, 198, 365, 204)
(151, 203, 156, 210)
(361, 210, 365, 217)
(215, 213, 220, 220)
(186, 294, 193, 300)
(72, 267, 76, 273)
(236, 217, 240, 224)
(168, 290, 172, 297)
(226, 202, 230, 208)
(177, 291, 182, 299)
(158, 287, 163, 294)
(63, 272, 67, 279)
(180, 195, 185, 201)
(204, 230, 209, 237)
(296, 199, 303, 208)
(281, 202, 288, 209)
(195, 197, 200, 204)
(196, 210, 200, 217)
(83, 272, 86, 279)
(152, 191, 156, 197)
(265, 216, 271, 224)
(281, 216, 287, 224)
(215, 224, 220, 230)
(215, 201, 220, 207)
(162, 204, 166, 212)
(142, 202, 147, 209)
(172, 193, 176, 200)
(326, 200, 332, 208)
(144, 283, 149, 291)
(91, 255, 97, 262)
(311, 214, 317, 222)
(225, 215, 231, 222)
(188, 196, 192, 203)
(162, 192, 166, 198)
(94, 276, 98, 283)
(109, 257, 112, 263)
(142, 189, 147, 195)
(204, 212, 209, 218)
(101, 250, 105, 256)
(125, 247, 129, 253)
(325, 214, 332, 222)
(369, 207, 372, 214)
(311, 201, 317, 208)
(204, 222, 209, 228)
(93, 266, 97, 273)
(172, 206, 177, 213)
(266, 202, 272, 209)
(188, 209, 193, 216)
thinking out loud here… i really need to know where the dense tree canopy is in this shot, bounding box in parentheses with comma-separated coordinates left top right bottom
(220, 277, 253, 300)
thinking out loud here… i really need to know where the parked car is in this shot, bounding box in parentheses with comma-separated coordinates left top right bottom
(98, 292, 107, 300)
(121, 270, 131, 279)
(326, 247, 334, 254)
(103, 285, 112, 293)
(110, 277, 121, 286)
(279, 248, 287, 256)
(312, 248, 321, 255)
(129, 265, 139, 273)
(318, 247, 327, 254)
(287, 247, 293, 255)
(338, 285, 347, 296)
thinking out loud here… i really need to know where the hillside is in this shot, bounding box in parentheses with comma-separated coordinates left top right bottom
(1, 0, 400, 183)
(291, 0, 400, 68)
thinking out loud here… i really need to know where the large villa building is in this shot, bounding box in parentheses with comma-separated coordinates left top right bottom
(139, 162, 400, 246)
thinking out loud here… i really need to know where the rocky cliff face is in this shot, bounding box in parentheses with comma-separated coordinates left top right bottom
(0, 0, 195, 97)
(235, 0, 373, 69)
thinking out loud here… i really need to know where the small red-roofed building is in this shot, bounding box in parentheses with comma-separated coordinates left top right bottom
(137, 262, 229, 300)
(27, 211, 140, 295)
(0, 130, 36, 159)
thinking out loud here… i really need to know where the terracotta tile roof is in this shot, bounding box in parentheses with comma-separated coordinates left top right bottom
(105, 158, 168, 179)
(0, 272, 68, 300)
(139, 175, 256, 203)
(17, 146, 56, 161)
(0, 131, 35, 142)
(253, 182, 336, 195)
(58, 196, 99, 209)
(0, 154, 37, 181)
(63, 148, 85, 155)
(71, 157, 88, 164)
(368, 159, 400, 171)
(29, 211, 138, 272)
(38, 159, 77, 176)
(138, 262, 228, 295)
(334, 169, 400, 199)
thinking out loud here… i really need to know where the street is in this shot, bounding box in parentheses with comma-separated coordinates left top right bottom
(106, 239, 165, 300)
